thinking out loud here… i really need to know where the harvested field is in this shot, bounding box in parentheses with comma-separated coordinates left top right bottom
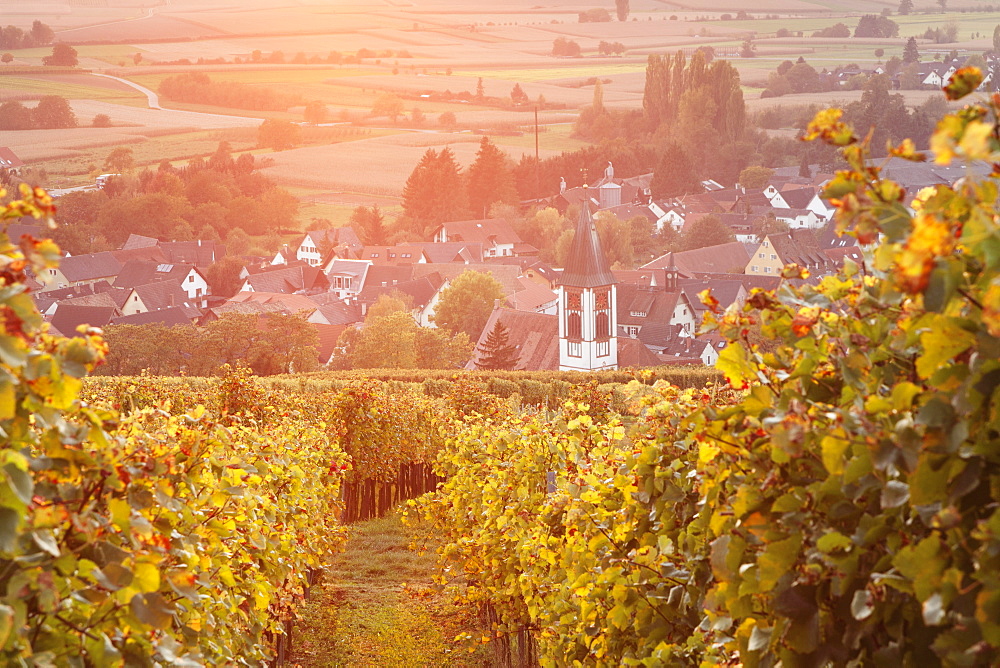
(168, 10, 409, 35)
(744, 89, 963, 114)
(340, 73, 642, 109)
(57, 15, 227, 43)
(259, 132, 565, 195)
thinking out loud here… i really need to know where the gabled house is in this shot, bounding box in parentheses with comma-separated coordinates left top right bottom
(360, 245, 428, 266)
(746, 230, 835, 277)
(49, 304, 118, 337)
(322, 258, 371, 301)
(774, 208, 824, 230)
(120, 281, 193, 317)
(239, 263, 330, 295)
(42, 252, 122, 292)
(307, 302, 363, 327)
(111, 308, 197, 328)
(159, 240, 225, 267)
(432, 219, 524, 259)
(507, 276, 558, 315)
(356, 273, 445, 326)
(296, 227, 363, 267)
(643, 242, 753, 277)
(658, 336, 720, 366)
(115, 260, 210, 306)
(415, 242, 484, 264)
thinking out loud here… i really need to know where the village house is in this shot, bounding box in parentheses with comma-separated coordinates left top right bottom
(41, 252, 122, 292)
(293, 228, 363, 267)
(432, 218, 531, 259)
(115, 260, 210, 307)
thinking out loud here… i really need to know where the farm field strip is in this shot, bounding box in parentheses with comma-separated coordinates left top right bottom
(0, 77, 146, 104)
(455, 64, 649, 83)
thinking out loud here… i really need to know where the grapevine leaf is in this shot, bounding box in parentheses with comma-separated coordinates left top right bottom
(916, 320, 975, 379)
(851, 590, 874, 621)
(131, 593, 174, 630)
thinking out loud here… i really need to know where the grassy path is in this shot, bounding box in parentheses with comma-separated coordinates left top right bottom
(291, 512, 492, 667)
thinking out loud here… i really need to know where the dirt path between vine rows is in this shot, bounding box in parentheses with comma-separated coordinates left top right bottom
(290, 512, 492, 667)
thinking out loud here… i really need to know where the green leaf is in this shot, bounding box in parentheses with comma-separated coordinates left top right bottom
(0, 507, 21, 553)
(894, 535, 945, 601)
(758, 535, 802, 591)
(0, 381, 14, 421)
(816, 531, 852, 554)
(916, 319, 975, 380)
(821, 435, 850, 476)
(716, 342, 756, 388)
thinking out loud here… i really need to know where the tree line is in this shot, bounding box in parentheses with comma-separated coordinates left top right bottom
(52, 142, 297, 254)
(97, 312, 320, 376)
(158, 72, 303, 112)
(0, 20, 53, 49)
(0, 96, 76, 130)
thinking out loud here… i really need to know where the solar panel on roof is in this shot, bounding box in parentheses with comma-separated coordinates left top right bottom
(156, 264, 173, 273)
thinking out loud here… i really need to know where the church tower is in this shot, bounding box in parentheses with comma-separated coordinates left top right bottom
(559, 192, 617, 371)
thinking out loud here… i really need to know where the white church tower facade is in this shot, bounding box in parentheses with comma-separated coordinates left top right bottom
(559, 192, 618, 371)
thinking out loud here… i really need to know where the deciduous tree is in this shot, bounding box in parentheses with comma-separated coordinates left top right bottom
(103, 146, 135, 174)
(42, 42, 77, 66)
(650, 143, 702, 199)
(32, 95, 76, 129)
(257, 118, 300, 151)
(432, 270, 505, 341)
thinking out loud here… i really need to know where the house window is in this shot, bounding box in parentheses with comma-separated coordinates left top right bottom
(568, 341, 582, 357)
(370, 253, 379, 258)
(389, 253, 396, 258)
(625, 325, 640, 336)
(770, 254, 777, 260)
(48, 269, 56, 276)
(759, 252, 765, 259)
(751, 265, 758, 272)
(763, 241, 769, 247)
(597, 339, 610, 357)
(765, 267, 772, 273)
(630, 310, 647, 318)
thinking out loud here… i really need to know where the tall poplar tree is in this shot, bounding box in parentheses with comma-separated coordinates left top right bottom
(615, 0, 630, 21)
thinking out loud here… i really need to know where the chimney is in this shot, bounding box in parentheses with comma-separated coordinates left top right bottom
(168, 294, 175, 307)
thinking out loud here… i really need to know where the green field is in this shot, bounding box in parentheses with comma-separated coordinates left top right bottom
(491, 123, 590, 154)
(0, 76, 146, 104)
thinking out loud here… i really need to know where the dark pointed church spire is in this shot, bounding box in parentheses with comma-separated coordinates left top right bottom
(561, 190, 615, 288)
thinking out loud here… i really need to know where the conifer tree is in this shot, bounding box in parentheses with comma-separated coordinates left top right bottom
(475, 320, 519, 370)
(401, 147, 468, 235)
(467, 137, 518, 218)
(903, 36, 920, 64)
